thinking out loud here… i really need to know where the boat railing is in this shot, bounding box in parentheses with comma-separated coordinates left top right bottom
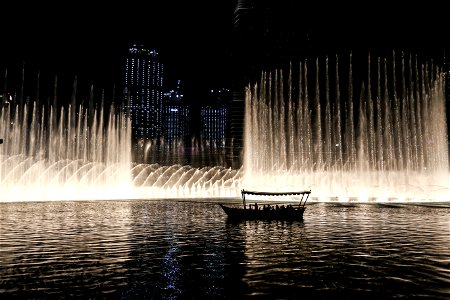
(241, 189, 311, 209)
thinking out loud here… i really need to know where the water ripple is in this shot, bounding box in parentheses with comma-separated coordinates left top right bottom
(0, 200, 449, 299)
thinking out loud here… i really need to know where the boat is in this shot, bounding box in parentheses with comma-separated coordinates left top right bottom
(219, 189, 311, 221)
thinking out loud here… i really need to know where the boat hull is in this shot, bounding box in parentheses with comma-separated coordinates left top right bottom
(219, 204, 305, 221)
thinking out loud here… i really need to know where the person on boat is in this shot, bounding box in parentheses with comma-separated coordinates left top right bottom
(254, 203, 258, 210)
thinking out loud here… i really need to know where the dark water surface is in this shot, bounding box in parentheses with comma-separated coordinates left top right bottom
(1, 199, 449, 299)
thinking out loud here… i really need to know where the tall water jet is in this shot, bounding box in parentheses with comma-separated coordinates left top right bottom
(243, 52, 449, 201)
(1, 52, 448, 202)
(0, 75, 242, 201)
(0, 97, 134, 201)
(0, 103, 242, 201)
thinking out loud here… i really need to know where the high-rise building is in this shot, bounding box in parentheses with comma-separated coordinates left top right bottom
(195, 88, 230, 167)
(123, 44, 164, 162)
(162, 80, 190, 145)
(200, 88, 230, 148)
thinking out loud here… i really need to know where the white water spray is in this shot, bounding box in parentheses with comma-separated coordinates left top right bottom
(1, 53, 448, 202)
(243, 53, 449, 201)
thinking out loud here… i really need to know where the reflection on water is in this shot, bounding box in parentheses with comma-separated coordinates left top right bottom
(0, 200, 449, 299)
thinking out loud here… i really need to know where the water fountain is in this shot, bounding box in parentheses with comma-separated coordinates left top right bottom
(243, 52, 449, 201)
(0, 98, 134, 201)
(0, 52, 448, 202)
(0, 101, 241, 201)
(0, 73, 241, 201)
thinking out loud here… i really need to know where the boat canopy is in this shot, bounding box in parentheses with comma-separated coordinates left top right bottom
(241, 190, 311, 196)
(240, 189, 311, 209)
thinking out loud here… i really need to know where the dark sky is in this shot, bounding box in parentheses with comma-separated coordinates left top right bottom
(1, 1, 447, 103)
(1, 1, 235, 101)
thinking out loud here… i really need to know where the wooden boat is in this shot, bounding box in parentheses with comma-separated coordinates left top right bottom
(219, 189, 311, 221)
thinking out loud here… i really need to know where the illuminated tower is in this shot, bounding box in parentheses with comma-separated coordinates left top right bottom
(124, 44, 164, 162)
(158, 80, 190, 165)
(197, 88, 231, 167)
(200, 88, 230, 148)
(162, 80, 190, 144)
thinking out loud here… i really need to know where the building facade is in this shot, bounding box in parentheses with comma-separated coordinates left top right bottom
(199, 88, 230, 166)
(123, 44, 164, 162)
(162, 80, 190, 145)
(200, 88, 230, 148)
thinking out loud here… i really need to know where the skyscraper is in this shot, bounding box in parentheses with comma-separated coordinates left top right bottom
(200, 88, 230, 148)
(162, 80, 190, 145)
(196, 88, 231, 167)
(123, 44, 164, 162)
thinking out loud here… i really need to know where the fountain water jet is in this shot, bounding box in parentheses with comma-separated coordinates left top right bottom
(1, 52, 448, 202)
(0, 97, 241, 201)
(0, 99, 135, 201)
(243, 52, 449, 201)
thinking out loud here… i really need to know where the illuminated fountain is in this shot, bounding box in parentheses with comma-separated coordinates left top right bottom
(243, 53, 449, 201)
(0, 52, 448, 202)
(0, 99, 134, 201)
(0, 81, 241, 201)
(0, 103, 241, 201)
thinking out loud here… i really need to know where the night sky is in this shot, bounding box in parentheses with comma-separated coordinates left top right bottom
(1, 1, 235, 102)
(1, 1, 447, 104)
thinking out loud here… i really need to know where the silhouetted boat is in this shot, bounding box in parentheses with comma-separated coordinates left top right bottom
(219, 189, 311, 221)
